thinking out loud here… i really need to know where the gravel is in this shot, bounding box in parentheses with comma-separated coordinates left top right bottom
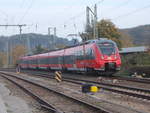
(0, 75, 49, 113)
(5, 75, 99, 113)
(2, 71, 147, 113)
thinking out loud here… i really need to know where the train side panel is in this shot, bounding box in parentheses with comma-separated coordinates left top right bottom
(19, 39, 121, 74)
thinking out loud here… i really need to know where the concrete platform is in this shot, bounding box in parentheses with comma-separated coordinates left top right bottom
(0, 95, 7, 113)
(0, 82, 32, 113)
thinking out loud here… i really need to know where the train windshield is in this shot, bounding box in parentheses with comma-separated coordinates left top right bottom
(98, 43, 116, 55)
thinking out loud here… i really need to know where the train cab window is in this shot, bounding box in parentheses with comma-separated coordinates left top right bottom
(98, 43, 116, 56)
(76, 50, 83, 60)
(86, 48, 95, 59)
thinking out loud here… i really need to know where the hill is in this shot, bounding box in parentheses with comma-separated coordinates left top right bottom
(121, 25, 150, 46)
(0, 33, 78, 54)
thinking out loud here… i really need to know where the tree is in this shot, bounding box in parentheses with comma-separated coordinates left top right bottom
(12, 45, 27, 66)
(97, 19, 122, 48)
(83, 19, 122, 48)
(0, 52, 7, 67)
(56, 44, 66, 49)
(33, 44, 48, 54)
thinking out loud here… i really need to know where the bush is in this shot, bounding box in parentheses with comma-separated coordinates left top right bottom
(116, 52, 150, 77)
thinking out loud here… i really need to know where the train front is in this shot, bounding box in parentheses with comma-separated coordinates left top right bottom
(96, 40, 121, 72)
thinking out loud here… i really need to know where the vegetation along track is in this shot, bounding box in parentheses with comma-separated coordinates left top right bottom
(19, 70, 150, 101)
(0, 72, 113, 113)
(106, 76, 150, 84)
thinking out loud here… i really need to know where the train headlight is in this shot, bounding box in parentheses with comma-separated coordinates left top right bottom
(101, 56, 104, 59)
(108, 57, 111, 60)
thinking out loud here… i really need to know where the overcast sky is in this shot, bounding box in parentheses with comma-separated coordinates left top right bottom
(0, 0, 150, 38)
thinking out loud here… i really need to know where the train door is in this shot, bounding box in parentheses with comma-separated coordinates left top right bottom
(83, 44, 86, 71)
(62, 49, 67, 71)
(58, 54, 63, 70)
(72, 47, 77, 70)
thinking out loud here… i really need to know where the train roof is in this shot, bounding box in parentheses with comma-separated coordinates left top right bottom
(20, 38, 116, 59)
(85, 38, 116, 44)
(34, 38, 114, 53)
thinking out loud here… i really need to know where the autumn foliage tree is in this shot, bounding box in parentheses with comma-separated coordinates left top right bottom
(0, 52, 7, 67)
(12, 45, 27, 65)
(83, 19, 123, 48)
(56, 44, 66, 49)
(97, 19, 122, 48)
(33, 45, 48, 54)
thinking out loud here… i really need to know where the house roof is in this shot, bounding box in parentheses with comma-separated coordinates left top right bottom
(119, 46, 148, 54)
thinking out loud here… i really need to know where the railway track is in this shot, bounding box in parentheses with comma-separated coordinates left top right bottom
(106, 76, 150, 84)
(0, 68, 150, 84)
(17, 70, 150, 101)
(1, 69, 150, 100)
(1, 74, 61, 113)
(0, 72, 116, 113)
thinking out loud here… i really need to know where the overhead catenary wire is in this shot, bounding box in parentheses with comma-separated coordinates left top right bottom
(20, 0, 27, 8)
(19, 0, 35, 24)
(96, 0, 104, 5)
(113, 0, 132, 10)
(112, 4, 150, 21)
(63, 0, 104, 27)
(0, 9, 8, 18)
(62, 0, 105, 37)
(104, 0, 134, 16)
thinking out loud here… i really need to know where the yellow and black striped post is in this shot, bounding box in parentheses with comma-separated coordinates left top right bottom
(55, 71, 62, 82)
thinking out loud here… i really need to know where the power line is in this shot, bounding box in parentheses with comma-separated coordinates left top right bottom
(63, 0, 104, 29)
(103, 0, 134, 18)
(19, 0, 35, 24)
(20, 0, 27, 8)
(63, 11, 85, 26)
(109, 0, 133, 12)
(48, 0, 104, 37)
(64, 0, 104, 24)
(0, 9, 8, 18)
(96, 0, 104, 5)
(112, 4, 150, 21)
(115, 0, 132, 9)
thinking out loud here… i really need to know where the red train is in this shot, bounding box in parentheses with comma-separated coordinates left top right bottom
(19, 39, 121, 75)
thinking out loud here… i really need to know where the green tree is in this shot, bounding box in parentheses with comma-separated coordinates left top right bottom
(33, 45, 48, 54)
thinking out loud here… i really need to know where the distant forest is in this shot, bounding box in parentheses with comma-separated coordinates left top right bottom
(120, 24, 150, 46)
